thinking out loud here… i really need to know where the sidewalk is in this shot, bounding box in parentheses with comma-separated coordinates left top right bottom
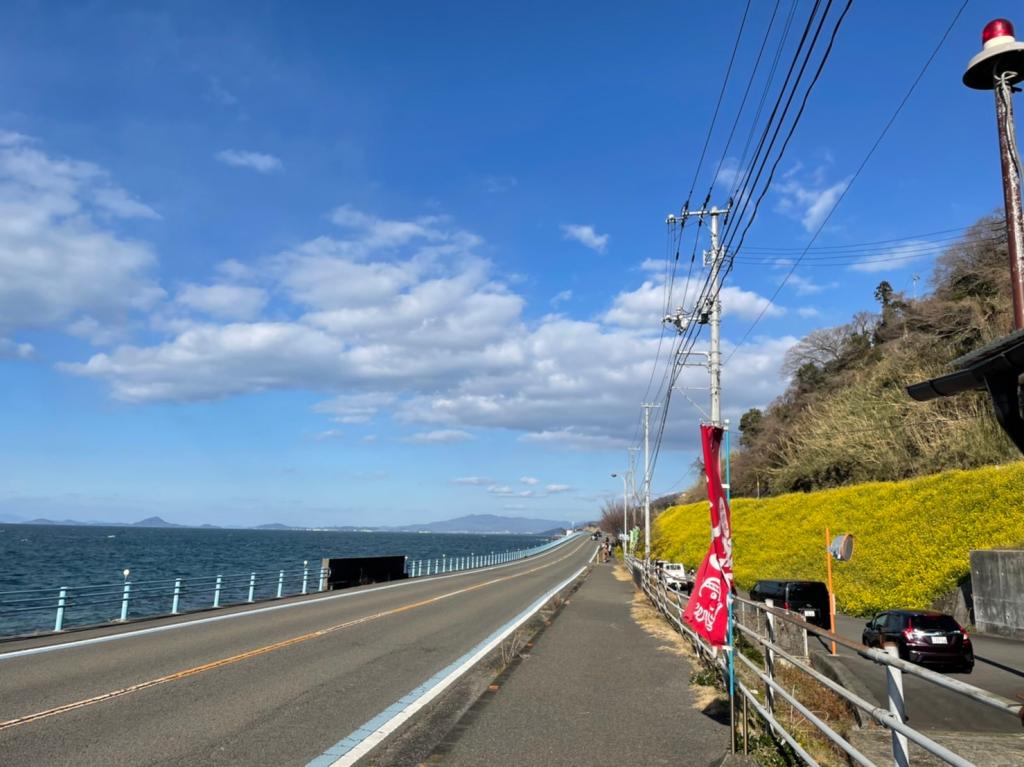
(425, 563, 730, 766)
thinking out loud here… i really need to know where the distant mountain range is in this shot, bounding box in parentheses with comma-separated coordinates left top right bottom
(0, 512, 572, 535)
(0, 514, 190, 528)
(392, 514, 569, 535)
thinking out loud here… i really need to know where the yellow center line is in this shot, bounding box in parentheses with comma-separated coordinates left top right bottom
(0, 540, 591, 732)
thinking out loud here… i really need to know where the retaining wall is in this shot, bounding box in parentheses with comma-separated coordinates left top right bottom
(970, 549, 1024, 639)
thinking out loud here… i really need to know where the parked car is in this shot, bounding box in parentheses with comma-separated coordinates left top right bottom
(659, 562, 692, 593)
(862, 610, 973, 672)
(749, 580, 831, 629)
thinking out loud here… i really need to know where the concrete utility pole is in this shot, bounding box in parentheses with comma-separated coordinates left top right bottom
(611, 472, 628, 551)
(665, 206, 729, 425)
(628, 446, 639, 553)
(641, 402, 658, 560)
(964, 18, 1024, 330)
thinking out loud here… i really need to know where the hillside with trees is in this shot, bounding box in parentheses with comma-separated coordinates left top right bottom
(725, 213, 1020, 498)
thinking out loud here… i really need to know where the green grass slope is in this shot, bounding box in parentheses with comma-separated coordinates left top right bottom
(652, 462, 1024, 616)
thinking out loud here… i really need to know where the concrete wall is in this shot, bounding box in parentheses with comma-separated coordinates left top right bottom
(970, 549, 1024, 639)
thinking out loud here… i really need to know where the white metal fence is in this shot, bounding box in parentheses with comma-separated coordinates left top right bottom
(627, 556, 1022, 767)
(0, 537, 577, 639)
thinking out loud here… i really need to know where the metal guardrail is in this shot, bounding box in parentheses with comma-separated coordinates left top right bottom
(0, 536, 577, 639)
(403, 536, 570, 578)
(627, 556, 1023, 767)
(0, 564, 332, 637)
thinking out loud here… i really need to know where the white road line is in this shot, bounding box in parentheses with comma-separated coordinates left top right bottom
(308, 557, 593, 767)
(0, 535, 587, 663)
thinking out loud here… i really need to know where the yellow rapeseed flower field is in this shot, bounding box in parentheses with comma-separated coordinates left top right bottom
(652, 463, 1024, 616)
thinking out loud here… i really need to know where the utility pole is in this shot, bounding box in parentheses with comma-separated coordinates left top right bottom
(611, 472, 628, 553)
(641, 403, 658, 561)
(628, 446, 639, 554)
(964, 18, 1024, 330)
(665, 206, 729, 425)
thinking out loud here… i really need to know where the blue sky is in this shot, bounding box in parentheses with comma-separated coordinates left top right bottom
(0, 1, 1014, 526)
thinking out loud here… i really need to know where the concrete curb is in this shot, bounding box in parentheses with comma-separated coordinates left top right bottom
(810, 650, 880, 728)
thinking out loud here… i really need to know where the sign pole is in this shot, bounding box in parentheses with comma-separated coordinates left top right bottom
(825, 526, 837, 656)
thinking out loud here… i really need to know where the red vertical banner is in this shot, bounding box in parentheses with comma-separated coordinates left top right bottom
(682, 424, 734, 645)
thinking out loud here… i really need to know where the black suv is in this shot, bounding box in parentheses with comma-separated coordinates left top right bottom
(862, 610, 973, 671)
(749, 580, 831, 629)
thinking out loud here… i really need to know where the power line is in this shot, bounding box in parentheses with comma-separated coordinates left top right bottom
(726, 0, 971, 361)
(721, 0, 853, 266)
(649, 1, 853, 481)
(738, 226, 1003, 254)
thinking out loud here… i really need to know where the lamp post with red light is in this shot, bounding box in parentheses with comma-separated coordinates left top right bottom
(964, 18, 1024, 330)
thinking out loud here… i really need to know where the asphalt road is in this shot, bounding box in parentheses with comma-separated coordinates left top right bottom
(820, 611, 1024, 733)
(431, 564, 728, 767)
(0, 536, 596, 767)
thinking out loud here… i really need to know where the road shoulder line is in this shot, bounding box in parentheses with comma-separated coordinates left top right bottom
(307, 549, 597, 767)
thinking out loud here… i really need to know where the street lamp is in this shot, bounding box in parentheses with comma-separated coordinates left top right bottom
(611, 472, 628, 555)
(964, 18, 1024, 328)
(908, 19, 1024, 454)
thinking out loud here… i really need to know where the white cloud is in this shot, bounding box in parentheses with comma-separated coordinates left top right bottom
(452, 476, 493, 486)
(545, 484, 572, 493)
(520, 476, 540, 485)
(93, 187, 160, 219)
(602, 279, 781, 329)
(561, 224, 608, 253)
(487, 484, 514, 495)
(206, 78, 239, 107)
(550, 289, 572, 306)
(798, 307, 821, 318)
(0, 337, 33, 359)
(177, 283, 268, 320)
(0, 135, 164, 333)
(314, 393, 395, 424)
(601, 280, 665, 328)
(785, 274, 832, 296)
(313, 429, 342, 441)
(714, 157, 741, 190)
(483, 175, 517, 193)
(720, 286, 785, 320)
(215, 149, 282, 173)
(58, 203, 799, 454)
(403, 429, 473, 444)
(849, 239, 936, 273)
(775, 164, 851, 232)
(66, 315, 131, 346)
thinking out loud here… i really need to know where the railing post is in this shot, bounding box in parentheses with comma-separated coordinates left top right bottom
(763, 600, 776, 714)
(54, 587, 67, 631)
(302, 561, 309, 594)
(319, 567, 328, 592)
(171, 578, 182, 614)
(277, 570, 284, 598)
(247, 572, 256, 603)
(213, 575, 222, 607)
(120, 580, 131, 622)
(884, 644, 910, 767)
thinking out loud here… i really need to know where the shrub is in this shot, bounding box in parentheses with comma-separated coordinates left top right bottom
(652, 462, 1024, 616)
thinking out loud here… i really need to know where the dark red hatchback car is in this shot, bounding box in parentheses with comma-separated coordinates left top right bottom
(862, 610, 973, 672)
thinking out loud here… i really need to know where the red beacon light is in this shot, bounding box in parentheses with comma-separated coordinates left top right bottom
(982, 19, 1015, 46)
(964, 18, 1024, 90)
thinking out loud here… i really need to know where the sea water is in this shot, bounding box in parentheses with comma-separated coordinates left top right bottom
(0, 525, 546, 636)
